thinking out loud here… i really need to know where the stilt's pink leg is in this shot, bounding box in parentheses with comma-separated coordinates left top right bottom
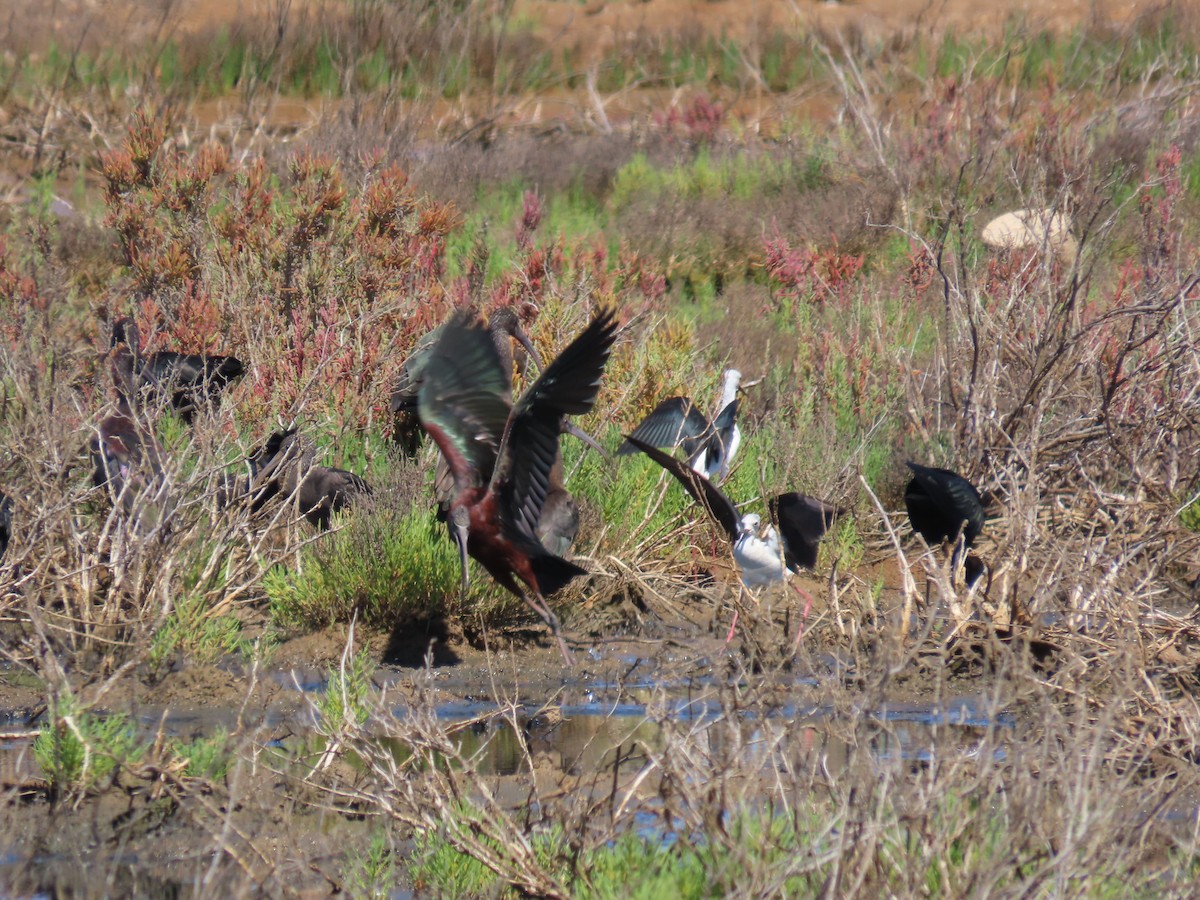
(723, 608, 740, 647)
(790, 583, 815, 647)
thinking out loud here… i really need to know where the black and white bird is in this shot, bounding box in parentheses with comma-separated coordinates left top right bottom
(618, 368, 743, 482)
(903, 461, 986, 585)
(624, 435, 838, 589)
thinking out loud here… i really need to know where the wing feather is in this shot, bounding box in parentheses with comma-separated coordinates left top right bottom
(417, 312, 512, 493)
(495, 310, 619, 538)
(622, 434, 740, 541)
(769, 493, 839, 571)
(617, 397, 711, 456)
(904, 462, 985, 547)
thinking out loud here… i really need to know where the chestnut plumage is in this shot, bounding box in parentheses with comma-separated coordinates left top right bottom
(417, 308, 620, 666)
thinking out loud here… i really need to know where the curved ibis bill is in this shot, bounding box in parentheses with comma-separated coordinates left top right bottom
(618, 368, 742, 482)
(417, 307, 620, 666)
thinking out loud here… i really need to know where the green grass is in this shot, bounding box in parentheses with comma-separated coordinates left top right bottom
(1181, 496, 1200, 532)
(411, 801, 1021, 898)
(147, 536, 256, 671)
(918, 19, 1199, 88)
(264, 504, 510, 631)
(3, 11, 1197, 115)
(446, 180, 611, 282)
(405, 787, 1176, 899)
(565, 428, 700, 558)
(344, 828, 399, 899)
(318, 648, 377, 732)
(171, 729, 233, 781)
(608, 148, 829, 212)
(34, 699, 145, 793)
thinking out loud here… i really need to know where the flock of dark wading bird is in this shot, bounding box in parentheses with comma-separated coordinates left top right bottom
(0, 308, 990, 666)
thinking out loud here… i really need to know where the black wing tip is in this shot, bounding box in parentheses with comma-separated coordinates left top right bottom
(530, 551, 589, 597)
(622, 433, 694, 475)
(579, 306, 621, 358)
(590, 306, 620, 331)
(621, 434, 659, 457)
(787, 542, 819, 572)
(217, 356, 245, 379)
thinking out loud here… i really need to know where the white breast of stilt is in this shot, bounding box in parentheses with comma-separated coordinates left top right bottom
(711, 423, 740, 481)
(717, 368, 742, 411)
(734, 514, 787, 588)
(701, 368, 743, 481)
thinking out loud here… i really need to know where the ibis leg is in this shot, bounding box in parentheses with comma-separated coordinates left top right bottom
(524, 591, 574, 667)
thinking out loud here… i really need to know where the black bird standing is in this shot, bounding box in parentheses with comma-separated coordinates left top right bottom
(903, 461, 986, 585)
(0, 492, 11, 562)
(417, 308, 620, 666)
(111, 317, 244, 422)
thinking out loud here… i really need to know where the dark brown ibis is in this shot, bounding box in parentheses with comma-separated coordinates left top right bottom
(90, 393, 167, 518)
(242, 427, 373, 530)
(415, 309, 606, 558)
(392, 307, 540, 455)
(537, 455, 579, 558)
(111, 317, 244, 422)
(417, 308, 620, 665)
(903, 461, 987, 585)
(618, 368, 742, 482)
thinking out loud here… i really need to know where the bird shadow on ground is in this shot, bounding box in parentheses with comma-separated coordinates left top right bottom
(382, 615, 461, 667)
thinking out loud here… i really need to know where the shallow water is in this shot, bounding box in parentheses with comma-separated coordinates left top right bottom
(0, 665, 1020, 784)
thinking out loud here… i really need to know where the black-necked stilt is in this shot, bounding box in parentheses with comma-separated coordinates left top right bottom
(624, 434, 838, 643)
(618, 367, 743, 481)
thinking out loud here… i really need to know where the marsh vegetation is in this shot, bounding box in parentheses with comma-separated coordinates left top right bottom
(1, 0, 1200, 895)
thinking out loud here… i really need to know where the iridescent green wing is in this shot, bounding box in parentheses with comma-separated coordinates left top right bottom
(417, 311, 512, 492)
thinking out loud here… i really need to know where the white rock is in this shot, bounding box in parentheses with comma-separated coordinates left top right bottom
(982, 208, 1077, 262)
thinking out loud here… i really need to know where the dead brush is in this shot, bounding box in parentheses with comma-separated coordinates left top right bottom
(300, 643, 1200, 898)
(878, 141, 1200, 752)
(0, 307, 309, 683)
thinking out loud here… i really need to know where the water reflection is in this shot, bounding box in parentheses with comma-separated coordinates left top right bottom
(374, 692, 1016, 779)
